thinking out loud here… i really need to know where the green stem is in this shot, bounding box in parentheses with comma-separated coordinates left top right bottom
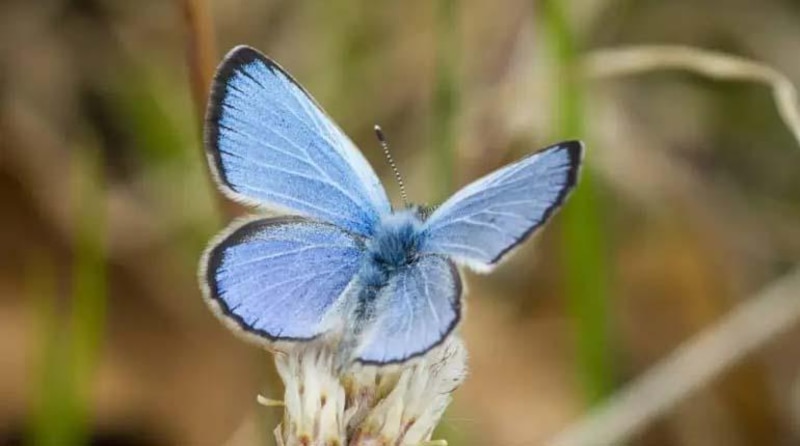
(542, 0, 614, 404)
(70, 145, 108, 443)
(30, 145, 107, 446)
(29, 254, 69, 446)
(433, 0, 460, 200)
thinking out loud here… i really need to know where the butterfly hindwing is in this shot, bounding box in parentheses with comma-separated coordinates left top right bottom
(419, 141, 583, 271)
(205, 46, 391, 236)
(356, 255, 462, 364)
(202, 217, 363, 341)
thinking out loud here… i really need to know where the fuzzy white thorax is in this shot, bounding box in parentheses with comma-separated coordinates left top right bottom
(272, 337, 467, 446)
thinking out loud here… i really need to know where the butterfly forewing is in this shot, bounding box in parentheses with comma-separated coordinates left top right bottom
(419, 141, 583, 271)
(205, 46, 391, 236)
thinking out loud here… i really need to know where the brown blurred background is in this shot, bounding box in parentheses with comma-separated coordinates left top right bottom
(3, 0, 800, 445)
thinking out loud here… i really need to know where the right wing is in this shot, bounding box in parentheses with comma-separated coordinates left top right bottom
(419, 141, 582, 271)
(205, 46, 391, 236)
(201, 217, 364, 341)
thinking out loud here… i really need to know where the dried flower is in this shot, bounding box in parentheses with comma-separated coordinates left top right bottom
(269, 336, 467, 446)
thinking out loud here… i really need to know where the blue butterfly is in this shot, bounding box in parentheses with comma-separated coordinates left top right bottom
(200, 45, 583, 365)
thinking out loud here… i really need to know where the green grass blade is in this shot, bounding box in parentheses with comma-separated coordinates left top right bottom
(29, 144, 107, 446)
(29, 253, 78, 446)
(69, 144, 108, 444)
(432, 0, 460, 200)
(542, 0, 614, 404)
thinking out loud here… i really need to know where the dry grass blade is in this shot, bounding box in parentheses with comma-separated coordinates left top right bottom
(178, 0, 217, 131)
(547, 266, 800, 446)
(584, 45, 800, 149)
(545, 46, 800, 444)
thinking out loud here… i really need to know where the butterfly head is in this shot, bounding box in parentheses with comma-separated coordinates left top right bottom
(366, 208, 425, 271)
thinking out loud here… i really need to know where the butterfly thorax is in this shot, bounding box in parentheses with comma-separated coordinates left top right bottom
(359, 208, 425, 289)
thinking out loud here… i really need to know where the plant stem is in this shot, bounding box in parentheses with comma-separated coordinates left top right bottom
(179, 0, 217, 134)
(433, 0, 460, 200)
(30, 144, 107, 446)
(542, 0, 614, 405)
(70, 145, 108, 444)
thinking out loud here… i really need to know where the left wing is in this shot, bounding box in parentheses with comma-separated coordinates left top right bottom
(205, 46, 391, 236)
(356, 255, 462, 364)
(419, 141, 582, 271)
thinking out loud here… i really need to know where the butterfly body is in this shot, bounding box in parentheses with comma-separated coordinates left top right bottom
(346, 208, 426, 330)
(200, 45, 583, 366)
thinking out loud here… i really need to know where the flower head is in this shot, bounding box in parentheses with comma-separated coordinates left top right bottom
(272, 337, 467, 446)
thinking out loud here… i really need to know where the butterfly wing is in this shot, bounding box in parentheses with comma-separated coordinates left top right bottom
(419, 141, 583, 271)
(356, 255, 462, 364)
(206, 46, 391, 236)
(201, 217, 364, 341)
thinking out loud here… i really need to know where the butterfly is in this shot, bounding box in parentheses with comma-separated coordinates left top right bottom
(199, 45, 583, 365)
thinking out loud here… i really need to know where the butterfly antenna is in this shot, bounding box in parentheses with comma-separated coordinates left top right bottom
(375, 125, 409, 208)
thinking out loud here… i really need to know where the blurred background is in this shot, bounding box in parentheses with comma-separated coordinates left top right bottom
(3, 0, 800, 445)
